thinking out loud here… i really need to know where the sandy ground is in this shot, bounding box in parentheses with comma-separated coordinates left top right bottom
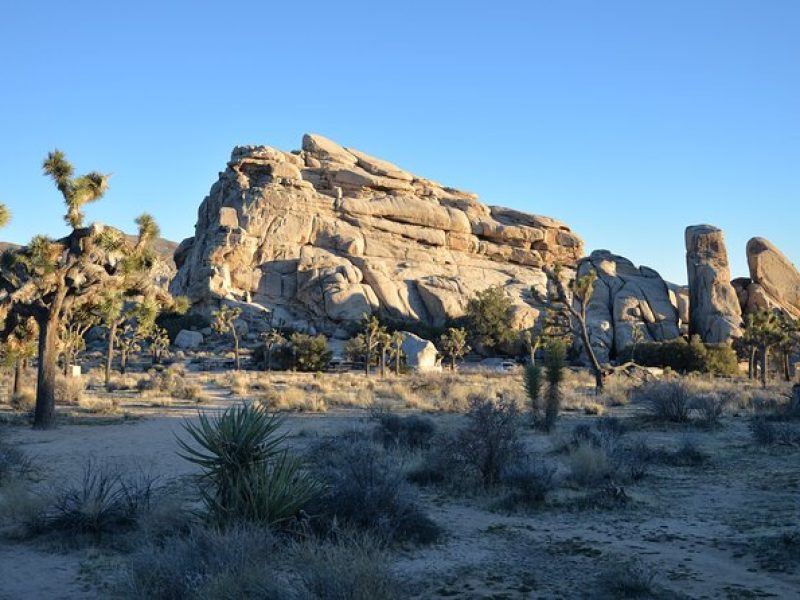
(1, 374, 799, 599)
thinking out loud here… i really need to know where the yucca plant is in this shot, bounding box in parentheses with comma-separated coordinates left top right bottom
(178, 403, 320, 526)
(544, 340, 566, 432)
(523, 363, 543, 427)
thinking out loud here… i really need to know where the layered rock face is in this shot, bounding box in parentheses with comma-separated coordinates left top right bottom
(577, 250, 682, 362)
(685, 225, 742, 343)
(170, 134, 583, 334)
(732, 237, 800, 319)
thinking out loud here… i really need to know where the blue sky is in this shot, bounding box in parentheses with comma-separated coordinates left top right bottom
(0, 1, 797, 284)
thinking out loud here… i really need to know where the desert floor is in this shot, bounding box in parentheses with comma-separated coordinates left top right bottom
(0, 368, 798, 599)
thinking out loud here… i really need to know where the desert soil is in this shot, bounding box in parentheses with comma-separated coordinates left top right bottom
(0, 375, 798, 599)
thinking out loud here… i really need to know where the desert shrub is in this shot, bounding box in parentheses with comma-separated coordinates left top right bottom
(617, 336, 737, 376)
(257, 388, 326, 413)
(48, 461, 157, 541)
(564, 420, 651, 485)
(691, 392, 730, 427)
(496, 460, 556, 509)
(78, 396, 120, 414)
(294, 534, 399, 600)
(179, 404, 320, 527)
(309, 439, 440, 545)
(222, 371, 250, 396)
(627, 437, 707, 468)
(665, 437, 708, 466)
(632, 379, 694, 422)
(372, 412, 436, 450)
(123, 524, 284, 600)
(456, 396, 523, 488)
(462, 285, 520, 354)
(568, 440, 615, 486)
(10, 388, 35, 412)
(598, 558, 656, 598)
(749, 417, 800, 446)
(0, 437, 35, 485)
(55, 375, 86, 405)
(139, 366, 203, 401)
(289, 333, 332, 372)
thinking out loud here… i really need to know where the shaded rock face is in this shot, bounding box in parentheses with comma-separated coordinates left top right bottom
(685, 225, 742, 343)
(170, 134, 583, 334)
(742, 237, 800, 319)
(577, 250, 682, 363)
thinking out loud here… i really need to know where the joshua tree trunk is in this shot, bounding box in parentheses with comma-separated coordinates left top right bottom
(105, 321, 117, 390)
(379, 349, 386, 377)
(34, 312, 60, 429)
(450, 355, 456, 371)
(233, 332, 240, 370)
(748, 347, 757, 379)
(578, 317, 604, 394)
(263, 346, 270, 371)
(120, 349, 128, 374)
(395, 349, 401, 375)
(760, 344, 769, 389)
(13, 360, 23, 396)
(364, 347, 371, 377)
(783, 351, 791, 382)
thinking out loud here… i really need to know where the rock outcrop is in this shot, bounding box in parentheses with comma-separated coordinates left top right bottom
(170, 134, 583, 334)
(685, 225, 742, 343)
(737, 237, 800, 319)
(577, 250, 682, 362)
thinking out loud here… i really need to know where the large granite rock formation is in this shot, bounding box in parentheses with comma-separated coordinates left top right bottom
(170, 134, 583, 334)
(738, 237, 800, 319)
(685, 225, 742, 343)
(577, 250, 682, 363)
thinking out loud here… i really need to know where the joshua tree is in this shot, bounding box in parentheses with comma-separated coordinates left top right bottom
(260, 327, 285, 371)
(361, 314, 384, 377)
(116, 323, 143, 374)
(0, 151, 169, 428)
(533, 266, 606, 393)
(212, 305, 243, 370)
(3, 317, 37, 396)
(778, 315, 799, 382)
(543, 339, 566, 432)
(388, 331, 405, 375)
(744, 309, 787, 388)
(439, 327, 470, 371)
(149, 325, 170, 366)
(59, 305, 97, 376)
(376, 330, 392, 377)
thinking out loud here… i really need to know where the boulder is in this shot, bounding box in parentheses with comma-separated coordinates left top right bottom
(174, 329, 204, 350)
(170, 134, 583, 333)
(401, 332, 441, 372)
(746, 237, 800, 318)
(577, 250, 682, 363)
(685, 225, 742, 343)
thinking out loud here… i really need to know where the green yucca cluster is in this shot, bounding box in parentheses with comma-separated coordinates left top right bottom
(524, 340, 565, 432)
(178, 403, 321, 527)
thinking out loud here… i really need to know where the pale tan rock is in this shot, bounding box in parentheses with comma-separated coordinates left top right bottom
(578, 250, 681, 362)
(170, 136, 584, 334)
(347, 147, 414, 181)
(747, 237, 800, 318)
(685, 225, 742, 343)
(302, 133, 357, 165)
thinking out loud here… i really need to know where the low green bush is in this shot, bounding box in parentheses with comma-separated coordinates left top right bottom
(618, 335, 738, 376)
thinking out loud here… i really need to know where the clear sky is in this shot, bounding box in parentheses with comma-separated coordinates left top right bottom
(1, 1, 797, 284)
